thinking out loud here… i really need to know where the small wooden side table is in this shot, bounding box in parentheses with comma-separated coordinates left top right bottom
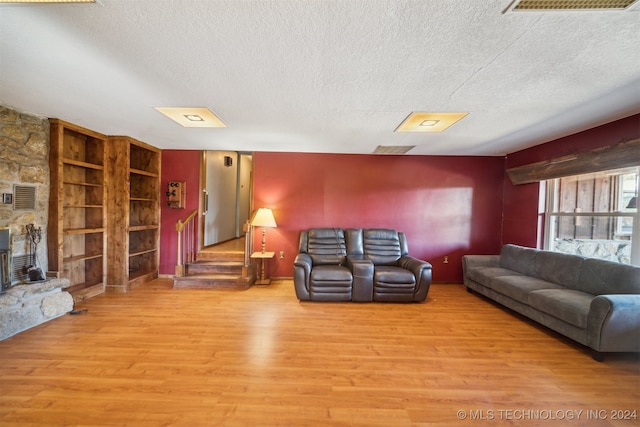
(250, 251, 275, 285)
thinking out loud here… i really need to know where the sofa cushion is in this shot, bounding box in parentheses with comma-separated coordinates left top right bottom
(499, 244, 537, 276)
(579, 258, 640, 295)
(373, 266, 416, 299)
(308, 264, 353, 302)
(310, 265, 352, 283)
(528, 289, 594, 329)
(363, 229, 402, 265)
(374, 266, 416, 286)
(533, 251, 584, 290)
(491, 275, 564, 302)
(466, 266, 523, 287)
(306, 228, 347, 265)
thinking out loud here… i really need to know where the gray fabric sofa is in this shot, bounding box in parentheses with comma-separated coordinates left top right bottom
(294, 228, 432, 302)
(462, 244, 640, 361)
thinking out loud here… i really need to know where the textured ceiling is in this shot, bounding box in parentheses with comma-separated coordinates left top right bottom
(0, 0, 638, 156)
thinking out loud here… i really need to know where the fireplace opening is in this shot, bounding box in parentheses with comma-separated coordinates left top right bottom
(0, 228, 10, 293)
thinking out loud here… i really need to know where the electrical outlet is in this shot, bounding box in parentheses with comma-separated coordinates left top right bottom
(279, 251, 285, 259)
(443, 256, 449, 264)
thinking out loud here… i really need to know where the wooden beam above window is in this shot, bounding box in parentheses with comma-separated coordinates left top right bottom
(506, 138, 640, 185)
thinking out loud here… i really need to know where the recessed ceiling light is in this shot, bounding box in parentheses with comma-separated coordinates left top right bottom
(155, 107, 227, 128)
(395, 112, 468, 133)
(504, 0, 637, 11)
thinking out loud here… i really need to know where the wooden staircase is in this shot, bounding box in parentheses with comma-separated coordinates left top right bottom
(173, 238, 256, 290)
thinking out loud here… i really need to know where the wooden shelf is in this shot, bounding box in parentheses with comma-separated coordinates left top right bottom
(63, 253, 104, 264)
(63, 159, 104, 170)
(130, 168, 159, 177)
(129, 248, 157, 258)
(64, 282, 104, 301)
(63, 181, 103, 187)
(128, 269, 156, 283)
(129, 224, 159, 232)
(62, 227, 105, 235)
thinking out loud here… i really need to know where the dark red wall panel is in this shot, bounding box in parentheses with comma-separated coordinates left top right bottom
(252, 153, 505, 282)
(159, 150, 201, 275)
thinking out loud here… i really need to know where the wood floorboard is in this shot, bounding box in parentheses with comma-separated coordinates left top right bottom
(1, 279, 638, 426)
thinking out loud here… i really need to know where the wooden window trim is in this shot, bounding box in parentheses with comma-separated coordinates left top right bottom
(506, 138, 640, 185)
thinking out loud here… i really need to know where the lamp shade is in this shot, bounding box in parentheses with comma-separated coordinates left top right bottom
(250, 208, 277, 228)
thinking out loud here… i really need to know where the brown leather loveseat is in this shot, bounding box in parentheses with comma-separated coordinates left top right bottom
(294, 228, 432, 302)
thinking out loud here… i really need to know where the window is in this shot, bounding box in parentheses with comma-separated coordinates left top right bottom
(544, 166, 639, 265)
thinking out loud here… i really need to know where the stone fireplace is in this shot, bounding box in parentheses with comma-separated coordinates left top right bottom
(0, 105, 50, 279)
(0, 105, 73, 340)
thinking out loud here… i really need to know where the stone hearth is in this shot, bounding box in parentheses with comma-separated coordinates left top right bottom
(0, 278, 73, 340)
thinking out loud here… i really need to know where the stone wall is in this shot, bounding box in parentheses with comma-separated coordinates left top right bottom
(554, 238, 631, 264)
(0, 278, 73, 340)
(0, 105, 50, 282)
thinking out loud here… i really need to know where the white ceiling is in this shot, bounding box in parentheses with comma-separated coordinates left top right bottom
(1, 0, 639, 156)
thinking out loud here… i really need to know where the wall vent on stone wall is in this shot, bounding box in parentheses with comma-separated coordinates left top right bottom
(13, 185, 36, 211)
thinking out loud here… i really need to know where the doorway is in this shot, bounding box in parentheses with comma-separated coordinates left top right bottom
(201, 151, 252, 247)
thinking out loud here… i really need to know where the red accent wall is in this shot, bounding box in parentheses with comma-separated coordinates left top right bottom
(252, 153, 505, 282)
(158, 114, 639, 282)
(502, 114, 640, 248)
(159, 150, 201, 275)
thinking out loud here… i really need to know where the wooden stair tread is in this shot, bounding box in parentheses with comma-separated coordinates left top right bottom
(173, 274, 254, 290)
(192, 260, 244, 265)
(185, 260, 246, 276)
(174, 236, 256, 289)
(178, 273, 243, 279)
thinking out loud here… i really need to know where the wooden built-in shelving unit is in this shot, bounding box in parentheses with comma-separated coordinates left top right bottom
(107, 136, 161, 292)
(48, 120, 161, 300)
(48, 119, 108, 302)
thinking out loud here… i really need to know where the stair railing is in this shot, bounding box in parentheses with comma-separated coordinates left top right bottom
(244, 220, 253, 267)
(175, 209, 198, 277)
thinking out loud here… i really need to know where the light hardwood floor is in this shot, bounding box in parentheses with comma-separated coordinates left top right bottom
(1, 280, 638, 426)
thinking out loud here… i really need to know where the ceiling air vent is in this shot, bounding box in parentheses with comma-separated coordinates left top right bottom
(13, 185, 36, 211)
(373, 145, 415, 155)
(504, 0, 637, 11)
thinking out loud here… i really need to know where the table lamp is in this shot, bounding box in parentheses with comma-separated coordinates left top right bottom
(250, 208, 277, 253)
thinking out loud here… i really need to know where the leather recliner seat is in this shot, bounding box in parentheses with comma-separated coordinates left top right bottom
(293, 228, 353, 301)
(365, 228, 430, 302)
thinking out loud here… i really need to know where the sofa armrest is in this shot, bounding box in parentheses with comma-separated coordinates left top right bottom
(399, 256, 432, 302)
(587, 294, 640, 353)
(462, 255, 500, 287)
(462, 254, 500, 269)
(293, 253, 312, 300)
(347, 255, 374, 302)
